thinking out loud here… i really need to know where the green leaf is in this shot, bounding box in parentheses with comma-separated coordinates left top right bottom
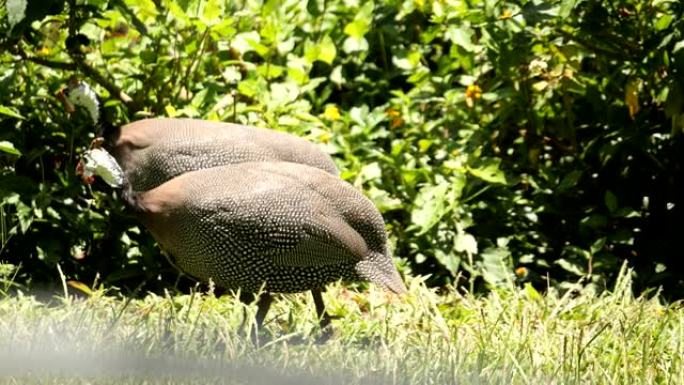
(167, 1, 190, 24)
(392, 50, 422, 71)
(304, 37, 337, 65)
(257, 64, 285, 79)
(524, 283, 543, 301)
(247, 39, 270, 58)
(480, 245, 513, 287)
(604, 190, 618, 213)
(434, 249, 460, 276)
(260, 19, 278, 43)
(445, 27, 476, 52)
(0, 106, 24, 120)
(558, 170, 582, 190)
(556, 258, 585, 276)
(212, 19, 237, 37)
(344, 19, 370, 39)
(359, 162, 382, 182)
(201, 0, 222, 25)
(411, 182, 450, 234)
(269, 82, 299, 106)
(467, 158, 506, 184)
(367, 186, 402, 212)
(131, 0, 158, 19)
(231, 31, 261, 55)
(164, 105, 178, 118)
(318, 35, 337, 65)
(287, 66, 309, 85)
(673, 40, 684, 54)
(343, 1, 374, 39)
(342, 36, 368, 53)
(140, 50, 156, 64)
(590, 238, 606, 255)
(454, 232, 478, 256)
(558, 0, 578, 18)
(16, 200, 33, 233)
(238, 79, 266, 98)
(277, 38, 295, 55)
(655, 14, 674, 31)
(0, 141, 21, 156)
(330, 66, 344, 85)
(580, 214, 607, 229)
(307, 0, 322, 16)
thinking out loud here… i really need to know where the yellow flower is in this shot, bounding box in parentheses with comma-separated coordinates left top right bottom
(323, 105, 341, 121)
(515, 267, 528, 278)
(385, 107, 403, 128)
(318, 131, 332, 144)
(386, 107, 401, 118)
(465, 84, 482, 100)
(465, 84, 482, 108)
(500, 9, 513, 20)
(625, 78, 641, 119)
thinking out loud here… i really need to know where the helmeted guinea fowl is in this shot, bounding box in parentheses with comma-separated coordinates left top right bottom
(84, 151, 406, 331)
(64, 81, 339, 192)
(103, 118, 339, 191)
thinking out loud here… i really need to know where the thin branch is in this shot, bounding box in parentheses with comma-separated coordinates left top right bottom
(0, 3, 143, 114)
(110, 0, 149, 37)
(63, 0, 140, 112)
(177, 27, 210, 103)
(15, 46, 140, 112)
(24, 55, 76, 71)
(557, 28, 629, 61)
(71, 55, 135, 106)
(14, 49, 77, 70)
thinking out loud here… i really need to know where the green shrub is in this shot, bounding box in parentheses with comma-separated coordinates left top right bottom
(0, 0, 682, 296)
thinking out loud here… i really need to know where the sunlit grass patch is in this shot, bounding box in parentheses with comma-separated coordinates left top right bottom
(0, 270, 682, 384)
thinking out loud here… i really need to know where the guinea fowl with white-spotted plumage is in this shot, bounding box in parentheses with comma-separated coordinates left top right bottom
(102, 117, 340, 191)
(81, 148, 406, 334)
(124, 162, 406, 296)
(63, 81, 340, 191)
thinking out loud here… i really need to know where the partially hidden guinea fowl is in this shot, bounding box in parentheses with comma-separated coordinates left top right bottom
(107, 118, 339, 191)
(64, 81, 339, 191)
(81, 149, 406, 334)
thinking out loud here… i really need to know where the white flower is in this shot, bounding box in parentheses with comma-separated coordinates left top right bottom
(82, 148, 124, 188)
(67, 82, 100, 124)
(6, 0, 27, 28)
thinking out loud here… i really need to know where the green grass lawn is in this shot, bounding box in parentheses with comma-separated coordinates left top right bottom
(0, 268, 681, 384)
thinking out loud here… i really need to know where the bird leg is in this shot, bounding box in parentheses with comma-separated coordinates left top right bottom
(311, 288, 332, 331)
(254, 292, 272, 329)
(239, 291, 272, 345)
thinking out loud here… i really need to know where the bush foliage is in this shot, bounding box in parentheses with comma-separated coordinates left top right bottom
(0, 0, 682, 296)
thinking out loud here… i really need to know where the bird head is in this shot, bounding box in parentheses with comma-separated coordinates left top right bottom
(76, 145, 124, 188)
(60, 77, 101, 126)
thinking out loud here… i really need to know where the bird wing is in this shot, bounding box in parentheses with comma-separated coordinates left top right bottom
(192, 182, 367, 267)
(267, 209, 368, 267)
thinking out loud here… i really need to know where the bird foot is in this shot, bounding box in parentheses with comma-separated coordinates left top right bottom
(249, 327, 272, 347)
(315, 327, 334, 344)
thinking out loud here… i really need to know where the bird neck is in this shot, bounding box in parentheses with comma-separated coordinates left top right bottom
(96, 102, 121, 147)
(121, 183, 147, 213)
